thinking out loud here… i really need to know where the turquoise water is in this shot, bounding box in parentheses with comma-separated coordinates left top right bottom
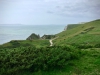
(0, 25, 65, 44)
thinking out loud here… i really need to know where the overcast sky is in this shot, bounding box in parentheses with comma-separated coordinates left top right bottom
(0, 0, 100, 25)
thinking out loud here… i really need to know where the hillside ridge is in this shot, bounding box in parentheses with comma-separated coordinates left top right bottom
(54, 19, 100, 45)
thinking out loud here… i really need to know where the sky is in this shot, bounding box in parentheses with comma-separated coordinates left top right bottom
(0, 0, 100, 25)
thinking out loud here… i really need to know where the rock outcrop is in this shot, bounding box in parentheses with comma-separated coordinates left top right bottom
(64, 26, 68, 31)
(26, 33, 40, 40)
(26, 33, 56, 40)
(41, 35, 56, 39)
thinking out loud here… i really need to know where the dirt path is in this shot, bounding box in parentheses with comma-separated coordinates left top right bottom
(49, 36, 59, 46)
(49, 40, 53, 46)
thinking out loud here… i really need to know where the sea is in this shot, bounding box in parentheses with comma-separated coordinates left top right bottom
(0, 25, 65, 45)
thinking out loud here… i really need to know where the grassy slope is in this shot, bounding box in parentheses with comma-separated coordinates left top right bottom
(67, 24, 81, 30)
(54, 19, 100, 45)
(0, 39, 50, 48)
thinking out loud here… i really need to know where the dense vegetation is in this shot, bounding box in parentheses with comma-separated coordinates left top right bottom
(0, 19, 100, 75)
(0, 44, 100, 75)
(0, 45, 80, 75)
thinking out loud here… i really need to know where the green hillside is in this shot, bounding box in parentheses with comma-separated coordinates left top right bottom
(0, 19, 100, 75)
(66, 24, 81, 30)
(0, 39, 49, 49)
(54, 19, 100, 46)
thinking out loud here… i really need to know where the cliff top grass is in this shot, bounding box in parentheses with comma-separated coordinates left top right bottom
(66, 24, 82, 30)
(54, 19, 100, 45)
(0, 39, 49, 49)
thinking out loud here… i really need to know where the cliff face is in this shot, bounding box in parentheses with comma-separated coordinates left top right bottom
(64, 26, 68, 31)
(64, 24, 81, 31)
(26, 33, 40, 40)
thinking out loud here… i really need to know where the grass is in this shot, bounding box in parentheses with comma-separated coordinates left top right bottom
(0, 39, 50, 48)
(59, 34, 100, 45)
(54, 19, 100, 45)
(66, 24, 82, 30)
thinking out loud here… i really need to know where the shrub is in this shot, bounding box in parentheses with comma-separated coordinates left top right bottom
(0, 46, 80, 75)
(94, 43, 100, 48)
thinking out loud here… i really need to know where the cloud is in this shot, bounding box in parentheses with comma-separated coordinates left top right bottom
(0, 0, 100, 24)
(47, 11, 54, 14)
(45, 0, 100, 18)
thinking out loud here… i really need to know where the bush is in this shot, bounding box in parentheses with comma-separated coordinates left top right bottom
(94, 43, 100, 48)
(71, 43, 94, 49)
(0, 46, 80, 75)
